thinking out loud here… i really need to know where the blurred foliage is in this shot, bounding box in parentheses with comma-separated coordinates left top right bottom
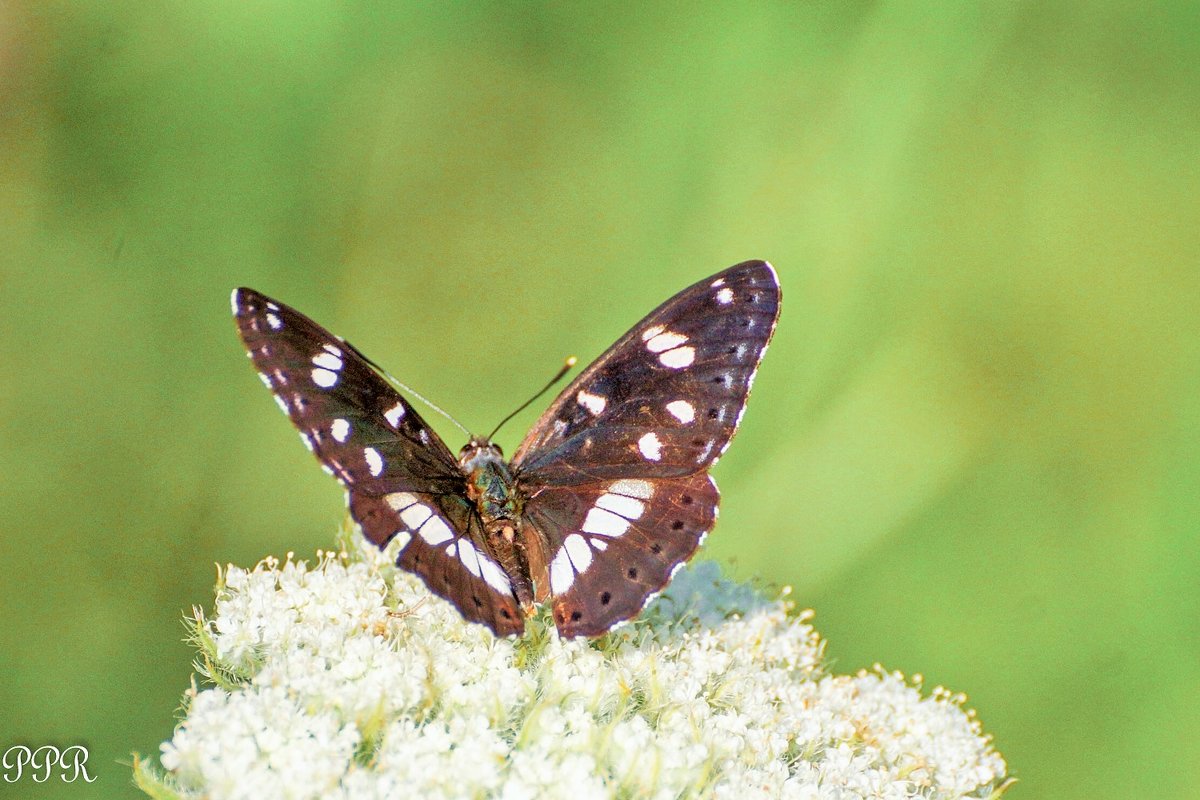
(1, 2, 1197, 798)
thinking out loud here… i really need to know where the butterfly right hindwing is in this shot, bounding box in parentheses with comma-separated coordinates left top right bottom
(523, 472, 719, 637)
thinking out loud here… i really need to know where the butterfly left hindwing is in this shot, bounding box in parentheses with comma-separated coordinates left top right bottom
(351, 491, 524, 635)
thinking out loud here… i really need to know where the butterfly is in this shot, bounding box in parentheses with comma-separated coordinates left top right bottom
(232, 260, 780, 637)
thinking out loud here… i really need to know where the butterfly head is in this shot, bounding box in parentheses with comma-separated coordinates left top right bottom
(457, 436, 504, 473)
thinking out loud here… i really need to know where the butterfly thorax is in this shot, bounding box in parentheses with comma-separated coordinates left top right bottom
(458, 437, 537, 609)
(459, 439, 522, 524)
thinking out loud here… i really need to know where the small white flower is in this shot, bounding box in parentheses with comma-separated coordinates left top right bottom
(140, 540, 1009, 799)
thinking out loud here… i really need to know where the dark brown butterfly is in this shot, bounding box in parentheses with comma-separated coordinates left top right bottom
(232, 261, 780, 637)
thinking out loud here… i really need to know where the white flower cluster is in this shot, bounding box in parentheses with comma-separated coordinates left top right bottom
(142, 538, 1008, 800)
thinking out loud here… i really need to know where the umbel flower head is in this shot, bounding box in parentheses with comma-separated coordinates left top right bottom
(136, 532, 1009, 800)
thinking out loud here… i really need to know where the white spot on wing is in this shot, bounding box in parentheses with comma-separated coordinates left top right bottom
(549, 548, 574, 594)
(230, 289, 241, 315)
(576, 389, 607, 415)
(312, 367, 338, 388)
(582, 507, 631, 537)
(608, 478, 654, 499)
(403, 503, 436, 527)
(641, 325, 665, 342)
(419, 514, 454, 545)
(478, 553, 512, 594)
(299, 432, 314, 451)
(390, 530, 412, 552)
(563, 534, 593, 573)
(666, 399, 695, 424)
(258, 372, 272, 388)
(331, 418, 350, 442)
(387, 492, 418, 511)
(384, 403, 406, 428)
(266, 312, 283, 330)
(595, 492, 645, 520)
(658, 346, 695, 369)
(312, 351, 342, 371)
(322, 343, 342, 357)
(711, 278, 726, 287)
(645, 330, 688, 353)
(273, 394, 288, 414)
(364, 447, 384, 476)
(637, 431, 663, 461)
(456, 538, 482, 577)
(716, 287, 734, 305)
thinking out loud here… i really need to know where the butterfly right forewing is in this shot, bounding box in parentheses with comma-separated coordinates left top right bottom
(512, 261, 781, 637)
(512, 261, 780, 484)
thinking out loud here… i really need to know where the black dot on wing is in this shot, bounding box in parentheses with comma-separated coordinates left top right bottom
(708, 408, 720, 420)
(600, 591, 611, 606)
(501, 608, 512, 619)
(671, 520, 684, 530)
(682, 494, 694, 505)
(651, 543, 663, 554)
(627, 567, 639, 579)
(570, 610, 582, 622)
(473, 595, 482, 608)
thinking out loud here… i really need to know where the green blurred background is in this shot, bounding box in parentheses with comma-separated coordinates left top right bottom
(2, 2, 1197, 797)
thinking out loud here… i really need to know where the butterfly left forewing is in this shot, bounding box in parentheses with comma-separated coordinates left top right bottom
(233, 288, 524, 635)
(232, 287, 462, 495)
(513, 261, 780, 637)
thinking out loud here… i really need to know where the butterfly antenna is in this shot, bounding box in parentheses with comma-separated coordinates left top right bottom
(339, 337, 473, 438)
(487, 356, 577, 441)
